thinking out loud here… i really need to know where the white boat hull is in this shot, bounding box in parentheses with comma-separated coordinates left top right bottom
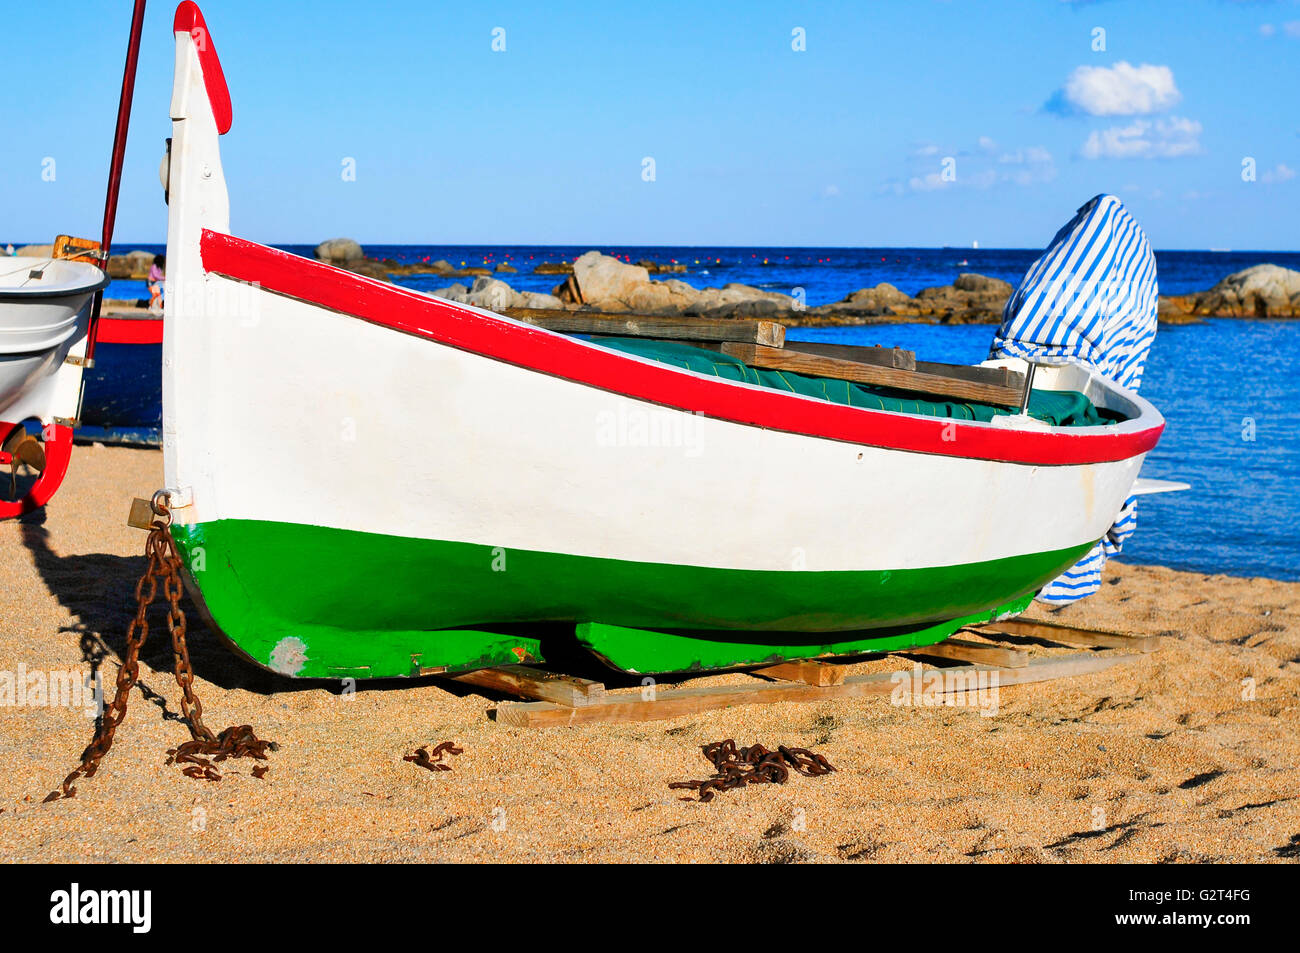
(156, 4, 1168, 676)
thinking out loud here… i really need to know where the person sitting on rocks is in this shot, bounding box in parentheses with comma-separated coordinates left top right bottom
(147, 254, 166, 313)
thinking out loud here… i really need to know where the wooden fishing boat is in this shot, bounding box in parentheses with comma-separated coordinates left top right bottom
(160, 3, 1167, 677)
(0, 248, 108, 518)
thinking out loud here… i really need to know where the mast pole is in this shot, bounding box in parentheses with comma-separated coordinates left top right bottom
(87, 0, 148, 365)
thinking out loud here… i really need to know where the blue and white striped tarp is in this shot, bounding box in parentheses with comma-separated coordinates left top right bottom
(991, 193, 1158, 604)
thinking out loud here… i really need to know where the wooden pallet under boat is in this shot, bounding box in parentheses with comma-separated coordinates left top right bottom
(436, 619, 1162, 727)
(156, 3, 1168, 680)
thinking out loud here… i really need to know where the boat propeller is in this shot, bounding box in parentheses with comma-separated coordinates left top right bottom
(2, 425, 48, 500)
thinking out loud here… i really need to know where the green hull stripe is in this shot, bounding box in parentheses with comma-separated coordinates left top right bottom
(577, 596, 1036, 674)
(170, 519, 1092, 678)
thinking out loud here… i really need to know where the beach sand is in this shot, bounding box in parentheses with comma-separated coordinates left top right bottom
(1, 444, 1297, 863)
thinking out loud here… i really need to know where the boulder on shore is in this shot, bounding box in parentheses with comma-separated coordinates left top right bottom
(315, 238, 365, 264)
(562, 251, 796, 317)
(105, 250, 157, 279)
(802, 273, 1013, 325)
(1188, 264, 1300, 317)
(428, 276, 564, 313)
(572, 251, 651, 309)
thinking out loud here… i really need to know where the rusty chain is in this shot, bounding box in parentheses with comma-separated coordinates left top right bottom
(44, 495, 274, 802)
(669, 739, 836, 802)
(404, 741, 463, 772)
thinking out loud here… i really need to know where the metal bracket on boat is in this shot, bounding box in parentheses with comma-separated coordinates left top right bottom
(130, 488, 185, 530)
(63, 355, 94, 369)
(52, 416, 77, 428)
(54, 240, 108, 263)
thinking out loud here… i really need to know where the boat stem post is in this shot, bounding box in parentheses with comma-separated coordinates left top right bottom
(86, 0, 149, 366)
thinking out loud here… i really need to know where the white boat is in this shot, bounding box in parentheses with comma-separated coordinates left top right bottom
(0, 252, 108, 517)
(158, 3, 1167, 677)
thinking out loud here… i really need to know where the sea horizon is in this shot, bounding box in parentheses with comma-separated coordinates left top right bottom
(74, 241, 1300, 306)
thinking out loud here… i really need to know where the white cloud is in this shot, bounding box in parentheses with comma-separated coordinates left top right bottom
(1262, 163, 1296, 184)
(1260, 24, 1276, 37)
(998, 146, 1053, 165)
(902, 140, 1054, 191)
(1285, 22, 1300, 39)
(908, 171, 950, 192)
(1052, 62, 1181, 116)
(1080, 116, 1203, 159)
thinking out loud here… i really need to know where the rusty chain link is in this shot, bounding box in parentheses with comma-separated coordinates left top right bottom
(403, 741, 463, 772)
(44, 495, 274, 802)
(669, 739, 836, 802)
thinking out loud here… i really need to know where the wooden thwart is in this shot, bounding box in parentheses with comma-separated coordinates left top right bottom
(493, 653, 1139, 728)
(975, 618, 1162, 653)
(502, 308, 786, 347)
(501, 308, 1029, 406)
(447, 664, 606, 707)
(720, 342, 1025, 406)
(782, 343, 1026, 393)
(782, 341, 916, 371)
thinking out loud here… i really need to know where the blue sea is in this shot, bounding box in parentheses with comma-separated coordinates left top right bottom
(95, 244, 1300, 582)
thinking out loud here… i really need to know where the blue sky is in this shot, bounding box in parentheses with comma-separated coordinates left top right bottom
(2, 0, 1297, 249)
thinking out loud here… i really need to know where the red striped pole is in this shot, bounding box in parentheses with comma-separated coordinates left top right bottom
(87, 0, 148, 365)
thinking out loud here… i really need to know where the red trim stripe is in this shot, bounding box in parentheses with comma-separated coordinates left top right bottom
(97, 315, 163, 345)
(173, 2, 232, 135)
(198, 230, 1163, 466)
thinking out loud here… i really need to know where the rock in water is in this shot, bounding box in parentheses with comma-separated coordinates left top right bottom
(1192, 264, 1300, 317)
(572, 251, 651, 308)
(429, 278, 563, 312)
(15, 244, 54, 258)
(953, 273, 1014, 296)
(315, 238, 364, 264)
(465, 276, 517, 312)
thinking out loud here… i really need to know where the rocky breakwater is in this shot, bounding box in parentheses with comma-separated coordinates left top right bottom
(535, 258, 686, 276)
(532, 252, 1016, 324)
(430, 250, 784, 316)
(1160, 264, 1300, 319)
(804, 273, 1015, 325)
(549, 251, 801, 318)
(314, 239, 496, 280)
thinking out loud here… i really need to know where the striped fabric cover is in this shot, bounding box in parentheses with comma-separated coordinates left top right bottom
(991, 193, 1158, 604)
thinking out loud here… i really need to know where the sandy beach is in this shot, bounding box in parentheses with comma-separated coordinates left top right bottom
(1, 443, 1297, 863)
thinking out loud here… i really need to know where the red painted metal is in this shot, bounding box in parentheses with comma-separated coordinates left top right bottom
(96, 315, 164, 345)
(198, 230, 1164, 467)
(86, 0, 149, 366)
(173, 2, 233, 135)
(0, 424, 74, 519)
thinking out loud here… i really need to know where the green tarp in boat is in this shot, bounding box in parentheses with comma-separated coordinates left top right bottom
(594, 337, 1117, 428)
